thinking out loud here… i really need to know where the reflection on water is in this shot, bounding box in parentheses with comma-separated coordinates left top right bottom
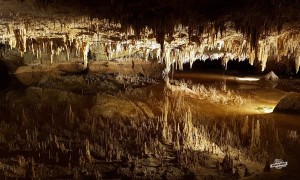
(0, 73, 299, 179)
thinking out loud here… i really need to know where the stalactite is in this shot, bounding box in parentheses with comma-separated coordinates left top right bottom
(0, 10, 299, 75)
(222, 56, 229, 70)
(42, 41, 45, 53)
(37, 45, 42, 59)
(83, 41, 91, 69)
(50, 50, 54, 64)
(296, 56, 300, 74)
(65, 45, 70, 61)
(20, 26, 27, 56)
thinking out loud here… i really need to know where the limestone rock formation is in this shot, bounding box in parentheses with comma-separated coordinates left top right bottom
(264, 71, 279, 81)
(0, 0, 300, 76)
(274, 92, 300, 114)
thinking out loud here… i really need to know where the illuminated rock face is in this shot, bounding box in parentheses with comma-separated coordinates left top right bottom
(0, 0, 300, 75)
(274, 92, 300, 114)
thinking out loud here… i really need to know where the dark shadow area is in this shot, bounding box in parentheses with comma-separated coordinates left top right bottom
(177, 59, 259, 76)
(176, 58, 300, 78)
(0, 60, 25, 92)
(265, 58, 300, 78)
(0, 60, 10, 91)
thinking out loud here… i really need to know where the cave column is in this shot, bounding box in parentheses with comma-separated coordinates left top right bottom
(83, 41, 91, 69)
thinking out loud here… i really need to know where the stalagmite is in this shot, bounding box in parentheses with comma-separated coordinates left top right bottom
(145, 48, 150, 61)
(86, 139, 92, 163)
(65, 45, 70, 61)
(51, 50, 54, 64)
(75, 40, 79, 56)
(37, 46, 42, 59)
(31, 41, 35, 55)
(249, 52, 255, 66)
(296, 56, 300, 73)
(83, 41, 91, 69)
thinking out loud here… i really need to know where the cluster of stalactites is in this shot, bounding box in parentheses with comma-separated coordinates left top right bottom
(99, 23, 255, 74)
(277, 34, 300, 73)
(1, 17, 300, 73)
(159, 36, 251, 74)
(0, 35, 95, 64)
(152, 32, 300, 74)
(256, 33, 300, 72)
(0, 17, 147, 63)
(0, 23, 27, 56)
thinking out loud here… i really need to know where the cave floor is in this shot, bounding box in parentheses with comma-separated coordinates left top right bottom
(0, 70, 299, 179)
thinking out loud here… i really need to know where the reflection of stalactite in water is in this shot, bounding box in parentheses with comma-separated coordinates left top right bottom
(250, 119, 260, 149)
(1, 90, 299, 178)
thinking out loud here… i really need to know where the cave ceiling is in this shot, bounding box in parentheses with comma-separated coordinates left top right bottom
(1, 0, 300, 72)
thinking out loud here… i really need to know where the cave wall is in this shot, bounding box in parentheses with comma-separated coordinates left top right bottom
(0, 0, 300, 75)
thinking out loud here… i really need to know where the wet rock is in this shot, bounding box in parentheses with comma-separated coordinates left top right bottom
(234, 163, 247, 178)
(57, 63, 86, 73)
(264, 71, 279, 81)
(274, 92, 300, 114)
(221, 154, 233, 174)
(92, 94, 154, 119)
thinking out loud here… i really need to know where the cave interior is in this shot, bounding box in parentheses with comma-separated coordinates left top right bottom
(0, 0, 300, 179)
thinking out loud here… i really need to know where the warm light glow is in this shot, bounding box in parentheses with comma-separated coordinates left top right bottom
(262, 107, 274, 113)
(235, 77, 260, 81)
(256, 106, 274, 113)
